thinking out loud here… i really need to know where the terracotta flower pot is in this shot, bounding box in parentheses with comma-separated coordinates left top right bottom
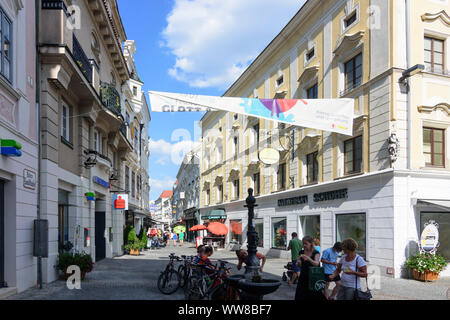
(130, 249, 140, 256)
(413, 270, 439, 282)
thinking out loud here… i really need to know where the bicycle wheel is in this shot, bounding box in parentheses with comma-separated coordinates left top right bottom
(178, 265, 187, 288)
(185, 276, 202, 300)
(157, 270, 180, 295)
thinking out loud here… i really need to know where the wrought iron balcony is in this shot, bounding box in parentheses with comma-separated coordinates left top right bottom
(72, 35, 93, 84)
(100, 83, 122, 116)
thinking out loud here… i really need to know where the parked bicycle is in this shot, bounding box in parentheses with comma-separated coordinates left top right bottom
(157, 253, 182, 295)
(178, 255, 195, 288)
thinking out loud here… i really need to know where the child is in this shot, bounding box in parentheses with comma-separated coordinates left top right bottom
(321, 242, 343, 300)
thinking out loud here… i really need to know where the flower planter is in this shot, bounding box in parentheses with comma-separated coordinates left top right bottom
(413, 270, 439, 282)
(129, 249, 140, 256)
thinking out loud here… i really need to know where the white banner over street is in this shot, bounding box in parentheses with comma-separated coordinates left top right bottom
(149, 91, 354, 135)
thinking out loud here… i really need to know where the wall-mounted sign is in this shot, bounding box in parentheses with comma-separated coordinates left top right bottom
(278, 195, 308, 207)
(1, 139, 22, 157)
(93, 176, 110, 189)
(85, 192, 96, 201)
(259, 148, 280, 165)
(23, 169, 37, 190)
(113, 194, 128, 210)
(314, 189, 348, 203)
(420, 221, 440, 254)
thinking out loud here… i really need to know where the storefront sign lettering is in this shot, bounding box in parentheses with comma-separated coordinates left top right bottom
(314, 189, 348, 202)
(278, 195, 308, 207)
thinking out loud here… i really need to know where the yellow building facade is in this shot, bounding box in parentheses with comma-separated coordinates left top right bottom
(199, 0, 450, 278)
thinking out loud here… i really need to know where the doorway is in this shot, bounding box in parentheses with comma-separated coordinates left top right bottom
(0, 180, 5, 288)
(95, 212, 106, 261)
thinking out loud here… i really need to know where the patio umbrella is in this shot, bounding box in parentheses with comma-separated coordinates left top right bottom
(207, 222, 228, 236)
(173, 225, 186, 233)
(230, 221, 242, 235)
(189, 225, 207, 232)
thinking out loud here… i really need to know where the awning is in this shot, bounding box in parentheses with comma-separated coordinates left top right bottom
(418, 200, 450, 211)
(202, 209, 226, 220)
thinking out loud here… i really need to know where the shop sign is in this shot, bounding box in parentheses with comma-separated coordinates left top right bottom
(93, 176, 110, 189)
(420, 221, 439, 254)
(314, 189, 348, 203)
(259, 148, 280, 165)
(23, 169, 37, 190)
(278, 195, 308, 207)
(113, 194, 128, 210)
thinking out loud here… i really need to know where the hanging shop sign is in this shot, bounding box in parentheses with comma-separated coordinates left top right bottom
(23, 169, 37, 190)
(149, 91, 354, 135)
(85, 192, 96, 201)
(1, 139, 22, 157)
(259, 148, 280, 165)
(278, 195, 308, 207)
(93, 176, 110, 189)
(313, 189, 348, 203)
(420, 221, 440, 254)
(113, 194, 128, 210)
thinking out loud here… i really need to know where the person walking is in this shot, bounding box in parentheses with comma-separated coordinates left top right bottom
(294, 236, 326, 301)
(178, 231, 185, 246)
(287, 233, 303, 286)
(172, 232, 178, 246)
(329, 238, 368, 300)
(321, 242, 343, 300)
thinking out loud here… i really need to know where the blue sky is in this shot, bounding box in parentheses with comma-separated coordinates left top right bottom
(117, 0, 304, 201)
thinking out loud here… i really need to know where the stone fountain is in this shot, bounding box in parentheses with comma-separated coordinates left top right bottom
(226, 189, 281, 300)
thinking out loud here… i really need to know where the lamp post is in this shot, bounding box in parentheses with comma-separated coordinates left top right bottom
(243, 188, 261, 279)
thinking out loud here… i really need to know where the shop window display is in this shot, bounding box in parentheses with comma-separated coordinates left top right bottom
(272, 217, 287, 249)
(300, 215, 320, 239)
(421, 212, 450, 261)
(230, 220, 242, 244)
(336, 213, 366, 259)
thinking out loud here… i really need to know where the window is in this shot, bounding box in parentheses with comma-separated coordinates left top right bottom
(218, 185, 223, 203)
(233, 179, 240, 200)
(307, 151, 319, 184)
(253, 172, 261, 196)
(0, 10, 12, 82)
(230, 220, 242, 245)
(125, 166, 130, 192)
(134, 127, 139, 150)
(132, 172, 136, 198)
(253, 123, 260, 147)
(280, 123, 286, 130)
(344, 136, 363, 175)
(255, 218, 264, 247)
(61, 104, 70, 142)
(344, 53, 362, 91)
(420, 212, 450, 260)
(276, 75, 284, 87)
(424, 37, 444, 74)
(306, 48, 315, 62)
(234, 114, 238, 121)
(272, 217, 287, 249)
(206, 188, 211, 205)
(234, 137, 239, 159)
(133, 86, 138, 96)
(278, 163, 286, 190)
(336, 213, 366, 259)
(94, 131, 100, 153)
(307, 83, 318, 99)
(300, 215, 320, 240)
(424, 128, 445, 167)
(344, 11, 357, 29)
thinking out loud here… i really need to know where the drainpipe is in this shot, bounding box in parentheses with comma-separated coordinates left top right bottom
(35, 0, 42, 289)
(405, 0, 412, 170)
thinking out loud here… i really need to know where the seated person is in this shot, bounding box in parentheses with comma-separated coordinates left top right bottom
(236, 249, 266, 272)
(194, 245, 206, 264)
(198, 246, 216, 274)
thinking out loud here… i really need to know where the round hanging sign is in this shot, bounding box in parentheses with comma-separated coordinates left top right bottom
(259, 148, 280, 165)
(420, 221, 439, 253)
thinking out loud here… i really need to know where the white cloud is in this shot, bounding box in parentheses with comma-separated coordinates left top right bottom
(149, 177, 176, 191)
(162, 0, 305, 90)
(149, 138, 200, 166)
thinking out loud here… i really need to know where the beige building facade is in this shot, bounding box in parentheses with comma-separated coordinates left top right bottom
(200, 0, 450, 278)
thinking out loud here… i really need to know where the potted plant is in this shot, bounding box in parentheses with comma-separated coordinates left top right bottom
(124, 240, 143, 256)
(404, 252, 448, 282)
(56, 252, 94, 280)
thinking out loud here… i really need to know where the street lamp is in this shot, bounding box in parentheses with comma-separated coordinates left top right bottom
(399, 64, 424, 85)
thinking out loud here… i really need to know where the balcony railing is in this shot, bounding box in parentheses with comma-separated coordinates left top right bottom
(100, 83, 121, 115)
(72, 35, 93, 84)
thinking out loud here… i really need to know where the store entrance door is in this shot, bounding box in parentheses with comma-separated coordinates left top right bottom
(0, 180, 5, 288)
(95, 212, 106, 261)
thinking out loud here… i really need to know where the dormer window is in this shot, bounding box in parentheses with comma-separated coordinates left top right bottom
(276, 75, 284, 87)
(133, 86, 138, 96)
(306, 48, 315, 62)
(344, 11, 357, 29)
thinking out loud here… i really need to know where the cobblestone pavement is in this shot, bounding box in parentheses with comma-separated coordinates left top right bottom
(8, 243, 450, 300)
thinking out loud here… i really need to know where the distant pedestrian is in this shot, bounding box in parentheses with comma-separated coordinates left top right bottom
(178, 232, 185, 246)
(294, 236, 326, 301)
(329, 238, 368, 300)
(313, 238, 321, 253)
(287, 233, 303, 286)
(172, 232, 178, 246)
(236, 249, 266, 272)
(163, 231, 169, 245)
(321, 242, 343, 300)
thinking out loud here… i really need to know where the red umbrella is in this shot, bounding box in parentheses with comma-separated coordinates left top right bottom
(189, 225, 207, 232)
(230, 221, 242, 235)
(207, 222, 229, 236)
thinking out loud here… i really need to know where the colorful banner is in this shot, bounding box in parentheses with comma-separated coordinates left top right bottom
(149, 91, 355, 135)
